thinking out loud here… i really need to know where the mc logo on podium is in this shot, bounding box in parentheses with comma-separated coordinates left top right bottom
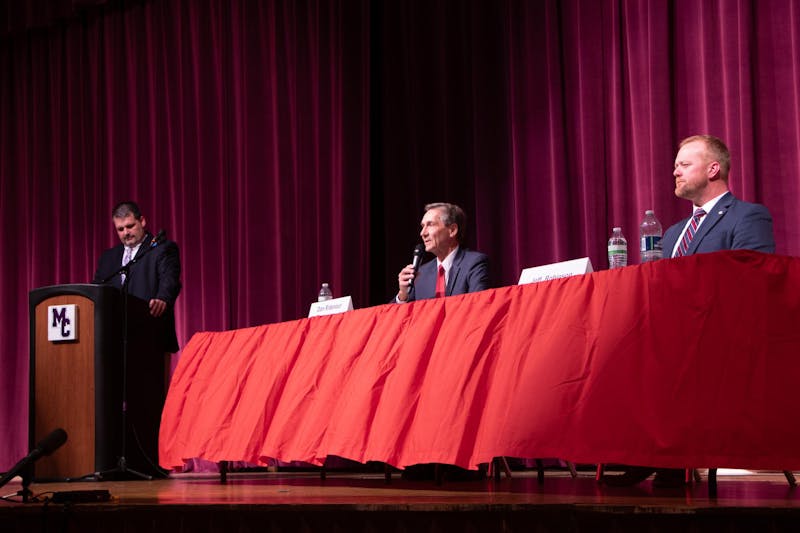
(48, 304, 78, 341)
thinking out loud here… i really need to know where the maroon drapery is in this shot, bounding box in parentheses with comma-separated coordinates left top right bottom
(0, 0, 370, 468)
(377, 0, 800, 286)
(3, 0, 800, 470)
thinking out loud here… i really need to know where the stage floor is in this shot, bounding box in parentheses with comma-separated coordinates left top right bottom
(2, 469, 799, 532)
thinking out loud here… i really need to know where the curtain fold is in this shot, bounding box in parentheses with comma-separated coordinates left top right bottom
(0, 0, 369, 468)
(3, 0, 800, 471)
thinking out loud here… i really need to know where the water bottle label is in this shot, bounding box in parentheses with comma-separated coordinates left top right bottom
(608, 245, 627, 254)
(640, 236, 661, 251)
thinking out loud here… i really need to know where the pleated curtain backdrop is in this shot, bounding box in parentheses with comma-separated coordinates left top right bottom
(3, 0, 800, 470)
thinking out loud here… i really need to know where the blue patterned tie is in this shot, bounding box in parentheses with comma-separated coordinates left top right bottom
(675, 208, 706, 257)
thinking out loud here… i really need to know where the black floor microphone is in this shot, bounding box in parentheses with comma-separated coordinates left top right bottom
(0, 428, 68, 488)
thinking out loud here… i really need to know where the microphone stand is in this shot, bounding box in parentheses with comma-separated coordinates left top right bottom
(76, 234, 165, 481)
(19, 466, 33, 503)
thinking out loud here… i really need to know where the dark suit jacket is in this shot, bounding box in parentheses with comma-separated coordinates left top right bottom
(660, 192, 775, 257)
(93, 232, 182, 353)
(406, 248, 490, 302)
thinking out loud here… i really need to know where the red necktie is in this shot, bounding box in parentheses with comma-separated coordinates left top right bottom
(435, 264, 445, 298)
(675, 208, 706, 257)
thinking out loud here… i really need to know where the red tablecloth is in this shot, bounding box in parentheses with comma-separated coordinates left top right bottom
(159, 250, 800, 471)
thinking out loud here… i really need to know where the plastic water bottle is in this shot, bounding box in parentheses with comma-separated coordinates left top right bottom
(318, 283, 333, 302)
(607, 227, 627, 269)
(640, 210, 663, 263)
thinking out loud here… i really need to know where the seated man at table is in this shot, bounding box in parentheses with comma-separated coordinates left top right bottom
(659, 134, 774, 258)
(395, 202, 490, 303)
(604, 134, 775, 488)
(395, 202, 491, 481)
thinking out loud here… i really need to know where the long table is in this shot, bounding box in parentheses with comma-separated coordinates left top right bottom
(159, 250, 800, 471)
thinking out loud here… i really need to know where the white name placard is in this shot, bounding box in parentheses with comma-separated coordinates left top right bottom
(518, 257, 593, 285)
(48, 304, 78, 341)
(308, 296, 354, 318)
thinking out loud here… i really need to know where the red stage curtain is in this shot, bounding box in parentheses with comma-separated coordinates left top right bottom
(0, 0, 369, 469)
(4, 0, 800, 471)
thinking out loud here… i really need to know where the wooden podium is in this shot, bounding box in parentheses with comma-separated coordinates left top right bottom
(28, 284, 122, 479)
(28, 284, 123, 479)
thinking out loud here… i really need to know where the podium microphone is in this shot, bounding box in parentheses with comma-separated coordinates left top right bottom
(408, 244, 425, 288)
(150, 229, 167, 248)
(0, 428, 68, 488)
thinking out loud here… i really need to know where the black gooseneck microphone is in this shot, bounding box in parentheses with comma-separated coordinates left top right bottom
(150, 229, 167, 248)
(408, 243, 425, 288)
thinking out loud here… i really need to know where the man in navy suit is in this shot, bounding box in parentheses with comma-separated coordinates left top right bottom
(396, 202, 490, 303)
(395, 202, 490, 481)
(93, 201, 182, 475)
(605, 135, 775, 489)
(659, 134, 774, 258)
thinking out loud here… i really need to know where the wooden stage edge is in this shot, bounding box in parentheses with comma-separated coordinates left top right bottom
(2, 469, 800, 532)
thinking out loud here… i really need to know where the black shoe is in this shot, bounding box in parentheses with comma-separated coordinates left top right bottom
(652, 468, 686, 488)
(601, 466, 655, 486)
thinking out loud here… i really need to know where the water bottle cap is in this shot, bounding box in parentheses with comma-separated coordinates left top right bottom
(613, 227, 621, 232)
(645, 209, 654, 215)
(322, 283, 329, 287)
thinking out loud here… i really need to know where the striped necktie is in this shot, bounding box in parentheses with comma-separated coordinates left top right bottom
(121, 246, 133, 283)
(675, 208, 706, 257)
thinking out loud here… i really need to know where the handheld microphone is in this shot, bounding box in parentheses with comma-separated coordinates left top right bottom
(150, 229, 167, 248)
(408, 244, 425, 288)
(0, 428, 68, 488)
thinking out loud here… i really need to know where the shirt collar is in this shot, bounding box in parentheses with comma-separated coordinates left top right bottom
(437, 246, 459, 272)
(126, 241, 144, 257)
(695, 191, 728, 216)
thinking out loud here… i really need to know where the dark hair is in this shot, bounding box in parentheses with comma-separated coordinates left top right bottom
(112, 201, 142, 219)
(425, 202, 467, 244)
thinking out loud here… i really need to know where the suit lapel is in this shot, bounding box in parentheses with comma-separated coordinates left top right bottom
(416, 260, 437, 299)
(111, 245, 126, 288)
(446, 248, 465, 296)
(688, 192, 733, 254)
(132, 233, 154, 261)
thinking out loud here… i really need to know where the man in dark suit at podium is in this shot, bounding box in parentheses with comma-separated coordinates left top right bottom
(395, 202, 490, 303)
(93, 201, 182, 475)
(93, 201, 182, 351)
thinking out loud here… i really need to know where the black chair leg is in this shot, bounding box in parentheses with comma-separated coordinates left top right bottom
(567, 461, 578, 478)
(219, 460, 228, 484)
(708, 468, 718, 498)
